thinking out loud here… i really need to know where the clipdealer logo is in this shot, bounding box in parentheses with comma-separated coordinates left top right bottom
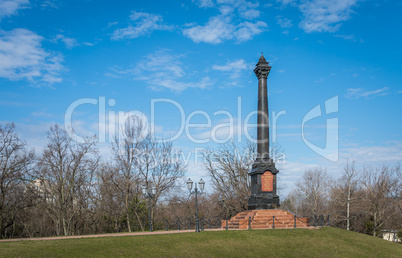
(63, 95, 339, 162)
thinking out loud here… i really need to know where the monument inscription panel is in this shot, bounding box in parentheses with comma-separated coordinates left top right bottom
(261, 171, 273, 192)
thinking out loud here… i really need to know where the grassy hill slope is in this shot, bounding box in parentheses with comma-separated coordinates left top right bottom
(1, 227, 401, 257)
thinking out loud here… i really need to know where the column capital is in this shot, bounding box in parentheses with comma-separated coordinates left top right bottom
(254, 54, 271, 78)
(254, 66, 271, 78)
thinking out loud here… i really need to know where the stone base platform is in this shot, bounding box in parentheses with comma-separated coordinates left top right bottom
(221, 209, 310, 230)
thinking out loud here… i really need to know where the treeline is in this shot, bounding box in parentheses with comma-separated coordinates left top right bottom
(282, 164, 401, 237)
(1, 122, 401, 239)
(0, 120, 244, 239)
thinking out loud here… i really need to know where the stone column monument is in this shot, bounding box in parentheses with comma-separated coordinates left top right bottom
(220, 54, 311, 229)
(247, 54, 280, 210)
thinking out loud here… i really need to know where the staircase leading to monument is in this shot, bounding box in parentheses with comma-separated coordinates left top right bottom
(221, 209, 310, 230)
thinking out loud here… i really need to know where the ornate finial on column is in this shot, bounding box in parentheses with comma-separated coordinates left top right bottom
(254, 53, 272, 79)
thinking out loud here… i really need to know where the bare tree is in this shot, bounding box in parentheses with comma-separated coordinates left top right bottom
(280, 192, 301, 215)
(110, 117, 145, 232)
(343, 161, 359, 230)
(360, 165, 400, 237)
(137, 136, 186, 219)
(293, 167, 332, 216)
(92, 163, 134, 233)
(110, 116, 185, 232)
(330, 160, 361, 230)
(38, 125, 98, 236)
(202, 140, 253, 216)
(202, 140, 284, 217)
(0, 123, 34, 238)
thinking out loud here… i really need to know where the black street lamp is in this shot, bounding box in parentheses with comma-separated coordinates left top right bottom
(187, 178, 205, 232)
(142, 185, 156, 232)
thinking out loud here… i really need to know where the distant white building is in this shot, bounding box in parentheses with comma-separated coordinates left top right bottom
(31, 179, 49, 195)
(29, 179, 55, 203)
(382, 230, 400, 242)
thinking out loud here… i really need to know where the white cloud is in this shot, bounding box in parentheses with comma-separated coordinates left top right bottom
(54, 34, 78, 49)
(183, 15, 267, 44)
(235, 21, 267, 42)
(212, 59, 248, 72)
(339, 143, 402, 165)
(194, 0, 214, 8)
(185, 0, 265, 43)
(346, 87, 389, 99)
(149, 76, 212, 91)
(276, 15, 293, 28)
(105, 21, 118, 29)
(334, 34, 355, 41)
(281, 162, 320, 180)
(299, 0, 360, 33)
(107, 49, 213, 91)
(211, 59, 252, 87)
(135, 49, 185, 78)
(0, 28, 64, 84)
(218, 5, 235, 16)
(195, 0, 260, 19)
(183, 16, 234, 44)
(237, 1, 260, 19)
(276, 0, 296, 6)
(212, 59, 249, 80)
(0, 0, 29, 21)
(41, 0, 60, 9)
(111, 11, 173, 40)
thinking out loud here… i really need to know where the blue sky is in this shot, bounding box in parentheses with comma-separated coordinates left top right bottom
(1, 0, 401, 196)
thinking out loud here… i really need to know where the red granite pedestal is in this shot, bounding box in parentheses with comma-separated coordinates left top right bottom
(221, 209, 310, 230)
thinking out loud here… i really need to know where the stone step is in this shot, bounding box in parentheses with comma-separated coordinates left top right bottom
(254, 211, 291, 214)
(254, 216, 291, 220)
(253, 217, 290, 220)
(252, 218, 293, 223)
(221, 209, 311, 229)
(254, 213, 290, 217)
(223, 220, 309, 225)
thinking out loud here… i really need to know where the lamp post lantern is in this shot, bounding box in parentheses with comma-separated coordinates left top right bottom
(142, 185, 156, 232)
(187, 178, 205, 232)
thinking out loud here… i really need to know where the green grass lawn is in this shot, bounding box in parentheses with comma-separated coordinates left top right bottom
(1, 227, 401, 257)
